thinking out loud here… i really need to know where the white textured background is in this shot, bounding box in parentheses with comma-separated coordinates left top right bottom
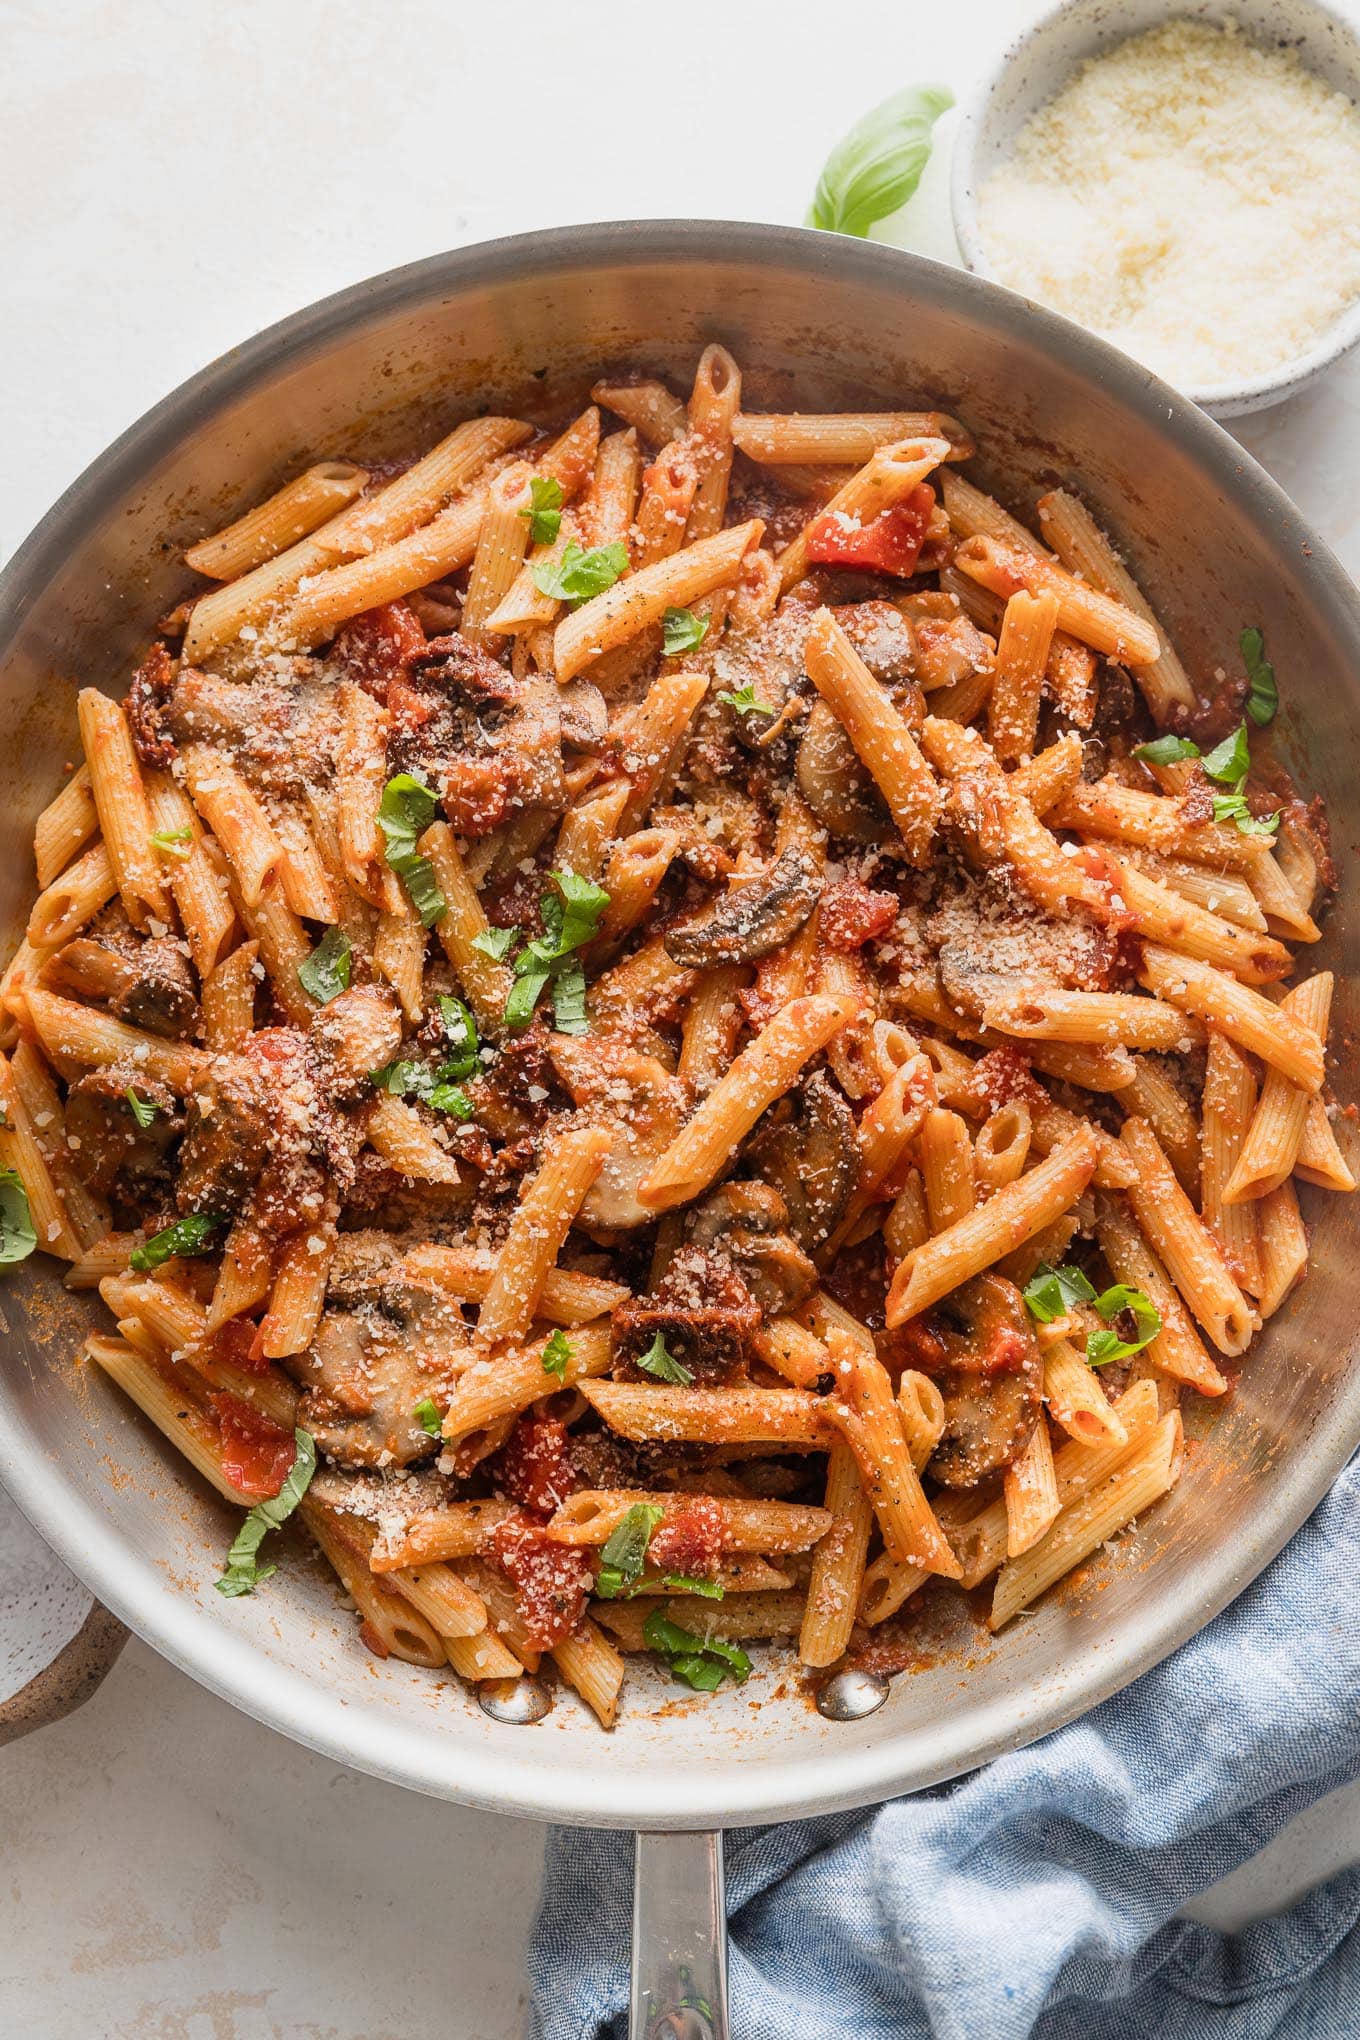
(3, 1, 1360, 2033)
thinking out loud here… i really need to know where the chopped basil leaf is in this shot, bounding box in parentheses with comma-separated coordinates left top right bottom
(427, 1081, 474, 1119)
(662, 606, 709, 657)
(717, 684, 774, 716)
(125, 1088, 157, 1129)
(0, 1171, 36, 1265)
(369, 1058, 428, 1096)
(550, 957, 589, 1036)
(1201, 723, 1250, 789)
(1212, 790, 1280, 838)
(637, 1331, 694, 1386)
(376, 772, 446, 928)
(297, 926, 352, 1004)
(521, 475, 564, 547)
(663, 1574, 725, 1599)
(413, 1397, 443, 1438)
(531, 539, 629, 607)
(1132, 735, 1200, 767)
(643, 1608, 751, 1690)
(1086, 1285, 1161, 1366)
(472, 925, 520, 961)
(129, 1212, 224, 1271)
(594, 1502, 666, 1599)
(806, 83, 954, 239)
(215, 1428, 317, 1597)
(1022, 1262, 1097, 1324)
(502, 870, 609, 1032)
(438, 995, 479, 1078)
(1241, 627, 1278, 726)
(151, 824, 193, 860)
(541, 1328, 574, 1380)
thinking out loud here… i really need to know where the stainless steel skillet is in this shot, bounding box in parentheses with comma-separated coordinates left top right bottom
(1, 222, 1357, 2039)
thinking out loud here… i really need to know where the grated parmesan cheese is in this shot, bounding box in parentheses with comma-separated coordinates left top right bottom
(976, 19, 1360, 387)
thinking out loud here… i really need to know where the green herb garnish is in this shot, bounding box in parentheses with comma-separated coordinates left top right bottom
(438, 995, 479, 1079)
(806, 84, 954, 239)
(297, 926, 352, 1004)
(1022, 1263, 1097, 1324)
(215, 1428, 316, 1597)
(594, 1503, 666, 1599)
(1241, 627, 1278, 726)
(1201, 723, 1251, 789)
(501, 870, 609, 1033)
(521, 476, 564, 547)
(376, 772, 446, 928)
(1086, 1286, 1161, 1366)
(472, 925, 520, 961)
(1212, 791, 1280, 838)
(637, 1332, 694, 1386)
(0, 1171, 36, 1265)
(643, 1608, 751, 1691)
(413, 1397, 443, 1438)
(542, 1328, 574, 1380)
(129, 1212, 224, 1272)
(1132, 735, 1200, 767)
(531, 539, 629, 607)
(663, 607, 709, 657)
(150, 824, 193, 860)
(717, 683, 774, 716)
(124, 1088, 158, 1129)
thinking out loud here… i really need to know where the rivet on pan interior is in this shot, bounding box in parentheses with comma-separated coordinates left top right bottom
(478, 1675, 552, 1724)
(817, 1669, 889, 1721)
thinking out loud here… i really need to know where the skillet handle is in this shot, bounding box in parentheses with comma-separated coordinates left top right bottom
(630, 1829, 729, 2040)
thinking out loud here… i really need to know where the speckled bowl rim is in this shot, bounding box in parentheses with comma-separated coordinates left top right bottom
(950, 0, 1360, 417)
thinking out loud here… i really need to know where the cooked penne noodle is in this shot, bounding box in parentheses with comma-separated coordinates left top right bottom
(804, 608, 941, 862)
(420, 821, 515, 1033)
(77, 690, 168, 930)
(735, 409, 972, 466)
(394, 1243, 625, 1325)
(547, 1491, 831, 1553)
(799, 1443, 873, 1667)
(953, 533, 1161, 665)
(1121, 1056, 1199, 1196)
(1055, 779, 1270, 873)
(27, 840, 117, 953)
(1200, 1034, 1262, 1296)
(989, 590, 1058, 763)
(474, 1127, 612, 1347)
(776, 436, 950, 592)
(1043, 1338, 1128, 1448)
(34, 765, 98, 890)
(25, 985, 209, 1091)
(1035, 488, 1195, 717)
(144, 770, 236, 977)
(684, 343, 741, 542)
(1140, 945, 1324, 1093)
(822, 1330, 960, 1577)
(1248, 849, 1322, 944)
(1094, 1192, 1226, 1396)
(1120, 1116, 1255, 1356)
(1226, 974, 1331, 1202)
(1108, 859, 1291, 986)
(580, 1381, 829, 1447)
(1295, 1098, 1356, 1194)
(554, 518, 763, 682)
(366, 1094, 462, 1185)
(595, 1592, 805, 1652)
(1004, 1418, 1061, 1556)
(439, 1326, 613, 1443)
(590, 378, 689, 449)
(1256, 1180, 1309, 1317)
(185, 461, 369, 579)
(920, 1106, 976, 1232)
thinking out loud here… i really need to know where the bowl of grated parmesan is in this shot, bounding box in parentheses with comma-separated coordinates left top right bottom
(951, 0, 1360, 415)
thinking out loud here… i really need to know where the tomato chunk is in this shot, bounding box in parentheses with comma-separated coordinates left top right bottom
(331, 601, 426, 700)
(213, 1394, 297, 1498)
(805, 483, 935, 578)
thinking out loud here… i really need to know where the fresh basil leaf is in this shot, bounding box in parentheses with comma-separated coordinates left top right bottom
(643, 1608, 751, 1690)
(550, 957, 589, 1036)
(215, 1428, 317, 1597)
(806, 83, 954, 239)
(369, 1058, 428, 1097)
(1201, 723, 1250, 789)
(594, 1502, 666, 1599)
(1086, 1284, 1161, 1365)
(1241, 627, 1278, 726)
(717, 684, 774, 716)
(662, 606, 709, 657)
(427, 1081, 474, 1119)
(1022, 1262, 1097, 1324)
(1132, 735, 1200, 767)
(521, 475, 564, 547)
(549, 869, 610, 950)
(376, 772, 447, 927)
(150, 824, 193, 860)
(663, 1574, 725, 1599)
(504, 965, 552, 1032)
(541, 1328, 574, 1380)
(472, 925, 519, 961)
(531, 539, 629, 607)
(125, 1088, 158, 1130)
(637, 1332, 694, 1386)
(130, 1212, 224, 1272)
(438, 995, 479, 1078)
(1212, 791, 1280, 838)
(0, 1171, 36, 1265)
(297, 926, 352, 1004)
(413, 1397, 442, 1438)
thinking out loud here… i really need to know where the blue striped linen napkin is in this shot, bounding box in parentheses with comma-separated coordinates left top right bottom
(528, 1455, 1360, 2040)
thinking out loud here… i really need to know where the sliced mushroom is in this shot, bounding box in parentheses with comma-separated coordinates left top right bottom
(43, 930, 199, 1040)
(557, 677, 609, 752)
(612, 1244, 761, 1386)
(684, 1180, 818, 1315)
(936, 946, 1047, 1027)
(744, 1072, 859, 1252)
(284, 1231, 471, 1468)
(65, 1070, 183, 1197)
(664, 849, 822, 969)
(177, 1057, 273, 1217)
(310, 985, 404, 1104)
(835, 600, 919, 694)
(796, 699, 890, 844)
(547, 1037, 689, 1229)
(889, 1273, 1041, 1489)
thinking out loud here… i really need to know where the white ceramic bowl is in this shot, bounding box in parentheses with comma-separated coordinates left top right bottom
(951, 0, 1360, 417)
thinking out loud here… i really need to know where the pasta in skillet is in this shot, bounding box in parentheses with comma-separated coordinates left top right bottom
(3, 345, 1347, 1727)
